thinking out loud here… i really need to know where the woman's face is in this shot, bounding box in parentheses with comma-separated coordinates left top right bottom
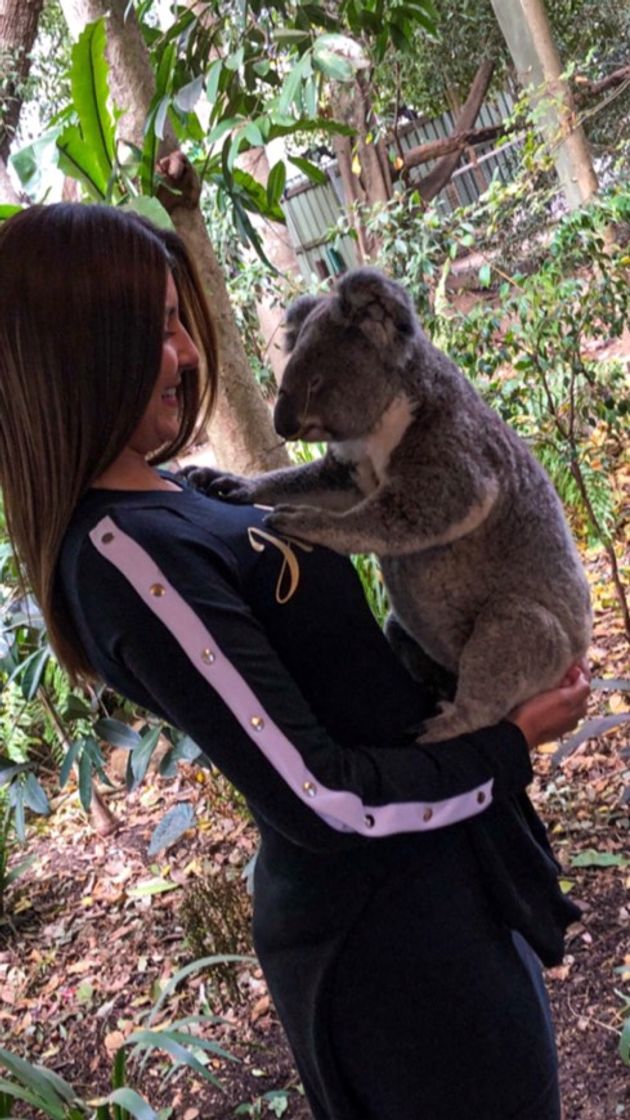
(129, 270, 200, 456)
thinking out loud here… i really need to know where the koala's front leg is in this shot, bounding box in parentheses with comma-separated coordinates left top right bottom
(266, 492, 394, 554)
(185, 453, 360, 512)
(267, 472, 501, 555)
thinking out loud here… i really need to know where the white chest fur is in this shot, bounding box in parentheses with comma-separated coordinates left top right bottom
(331, 393, 415, 495)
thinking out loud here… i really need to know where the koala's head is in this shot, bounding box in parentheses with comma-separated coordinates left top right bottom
(274, 268, 418, 443)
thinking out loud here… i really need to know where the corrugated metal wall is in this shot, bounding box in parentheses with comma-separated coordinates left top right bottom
(282, 90, 521, 282)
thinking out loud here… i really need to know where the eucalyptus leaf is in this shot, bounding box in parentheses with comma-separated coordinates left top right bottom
(130, 726, 162, 789)
(173, 75, 204, 113)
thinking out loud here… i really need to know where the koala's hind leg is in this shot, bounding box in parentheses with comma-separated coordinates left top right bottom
(385, 613, 457, 704)
(418, 598, 574, 743)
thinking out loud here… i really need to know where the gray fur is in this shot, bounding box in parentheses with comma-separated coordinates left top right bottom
(197, 268, 592, 741)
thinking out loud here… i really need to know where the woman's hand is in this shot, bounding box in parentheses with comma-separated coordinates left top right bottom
(507, 661, 591, 749)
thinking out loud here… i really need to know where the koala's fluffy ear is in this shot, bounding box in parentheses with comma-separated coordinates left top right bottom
(332, 268, 417, 357)
(283, 294, 321, 352)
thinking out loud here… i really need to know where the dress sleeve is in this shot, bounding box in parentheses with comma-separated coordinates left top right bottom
(80, 511, 533, 853)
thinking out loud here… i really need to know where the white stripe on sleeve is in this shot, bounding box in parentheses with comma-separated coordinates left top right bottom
(90, 516, 494, 837)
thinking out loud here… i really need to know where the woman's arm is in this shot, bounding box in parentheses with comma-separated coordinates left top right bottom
(78, 510, 587, 853)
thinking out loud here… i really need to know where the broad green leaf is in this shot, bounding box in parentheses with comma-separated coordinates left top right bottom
(94, 718, 141, 749)
(147, 802, 195, 857)
(59, 740, 83, 788)
(173, 75, 203, 113)
(124, 196, 174, 230)
(78, 749, 93, 812)
(312, 33, 365, 81)
(123, 1030, 221, 1087)
(8, 784, 25, 844)
(130, 726, 162, 789)
(0, 1077, 58, 1114)
(277, 53, 311, 115)
(68, 19, 116, 184)
(242, 121, 265, 148)
(267, 160, 286, 207)
(479, 263, 492, 288)
(154, 95, 171, 141)
(10, 128, 62, 195)
(0, 1050, 71, 1118)
(0, 204, 22, 221)
(57, 124, 108, 200)
(159, 735, 202, 778)
(0, 759, 29, 786)
(22, 773, 50, 816)
(148, 954, 255, 1026)
(570, 849, 629, 868)
(63, 695, 93, 721)
(207, 116, 240, 147)
(205, 59, 223, 106)
(288, 156, 328, 186)
(107, 1089, 158, 1119)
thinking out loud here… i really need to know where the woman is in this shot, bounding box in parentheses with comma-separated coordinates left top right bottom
(0, 204, 589, 1120)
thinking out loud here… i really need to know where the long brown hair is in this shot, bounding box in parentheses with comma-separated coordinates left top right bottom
(0, 203, 218, 678)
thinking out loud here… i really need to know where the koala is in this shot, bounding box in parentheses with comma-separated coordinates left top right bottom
(192, 268, 592, 742)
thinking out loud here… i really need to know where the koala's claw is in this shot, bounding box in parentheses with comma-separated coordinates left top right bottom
(182, 467, 252, 502)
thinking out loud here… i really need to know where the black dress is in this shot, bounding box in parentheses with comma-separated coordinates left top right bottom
(57, 481, 579, 1120)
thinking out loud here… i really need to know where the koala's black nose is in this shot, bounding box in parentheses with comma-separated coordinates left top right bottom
(274, 390, 300, 439)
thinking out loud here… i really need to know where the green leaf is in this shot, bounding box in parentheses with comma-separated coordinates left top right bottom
(8, 784, 25, 844)
(242, 121, 265, 148)
(205, 59, 223, 106)
(57, 124, 108, 200)
(267, 160, 286, 207)
(0, 1050, 75, 1118)
(11, 644, 50, 701)
(78, 749, 93, 812)
(22, 773, 49, 816)
(287, 156, 328, 186)
(147, 802, 195, 857)
(0, 759, 29, 786)
(0, 204, 22, 221)
(159, 735, 202, 777)
(68, 19, 116, 184)
(312, 33, 363, 81)
(63, 695, 93, 721)
(59, 740, 83, 788)
(107, 1089, 158, 1119)
(129, 726, 162, 789)
(620, 1015, 630, 1065)
(6, 854, 37, 886)
(94, 718, 141, 750)
(570, 849, 629, 869)
(173, 75, 203, 113)
(123, 1030, 221, 1088)
(128, 877, 180, 897)
(478, 263, 492, 288)
(123, 196, 174, 231)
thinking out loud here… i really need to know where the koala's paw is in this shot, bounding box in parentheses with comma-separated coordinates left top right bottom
(182, 466, 254, 503)
(264, 505, 324, 541)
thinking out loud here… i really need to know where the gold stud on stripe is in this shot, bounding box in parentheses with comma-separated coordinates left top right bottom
(364, 814, 375, 828)
(101, 532, 114, 544)
(201, 648, 215, 664)
(423, 807, 433, 822)
(150, 583, 166, 597)
(303, 781, 317, 797)
(250, 716, 264, 731)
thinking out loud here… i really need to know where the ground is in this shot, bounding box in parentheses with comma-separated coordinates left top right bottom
(1, 556, 629, 1120)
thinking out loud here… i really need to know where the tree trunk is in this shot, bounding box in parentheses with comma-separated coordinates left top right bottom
(238, 145, 302, 386)
(60, 0, 288, 473)
(415, 57, 496, 203)
(330, 73, 392, 263)
(0, 0, 45, 161)
(490, 0, 598, 208)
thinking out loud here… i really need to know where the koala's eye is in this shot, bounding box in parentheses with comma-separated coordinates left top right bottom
(309, 375, 323, 393)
